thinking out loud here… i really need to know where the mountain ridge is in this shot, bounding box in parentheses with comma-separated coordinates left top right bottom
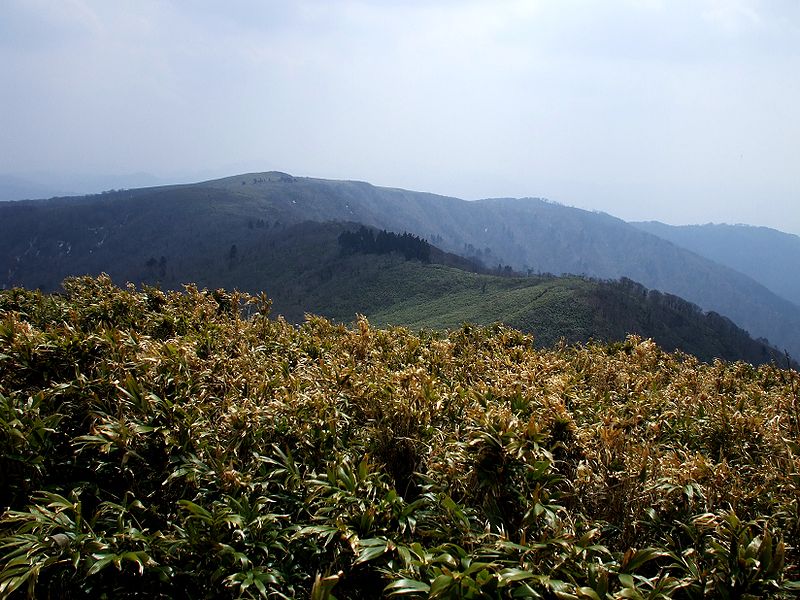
(2, 171, 799, 358)
(632, 220, 800, 309)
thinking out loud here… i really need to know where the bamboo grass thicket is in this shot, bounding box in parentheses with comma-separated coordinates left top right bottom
(1, 275, 799, 598)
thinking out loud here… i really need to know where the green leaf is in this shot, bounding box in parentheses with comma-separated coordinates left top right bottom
(618, 573, 635, 589)
(87, 554, 117, 576)
(512, 584, 544, 598)
(619, 548, 668, 573)
(782, 581, 800, 591)
(121, 551, 153, 575)
(500, 568, 536, 582)
(254, 577, 268, 597)
(355, 539, 389, 564)
(178, 499, 213, 522)
(576, 587, 601, 600)
(385, 578, 431, 596)
(429, 574, 455, 598)
(433, 552, 458, 568)
(463, 560, 491, 576)
(0, 571, 34, 597)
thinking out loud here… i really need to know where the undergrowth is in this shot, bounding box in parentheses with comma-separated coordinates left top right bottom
(1, 275, 798, 598)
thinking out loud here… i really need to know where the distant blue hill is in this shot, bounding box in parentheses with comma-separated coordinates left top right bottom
(0, 172, 165, 201)
(0, 175, 69, 201)
(632, 221, 800, 309)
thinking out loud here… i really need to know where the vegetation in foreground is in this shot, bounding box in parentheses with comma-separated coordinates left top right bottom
(1, 276, 799, 598)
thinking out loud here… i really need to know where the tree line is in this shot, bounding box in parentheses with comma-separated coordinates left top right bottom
(338, 226, 431, 263)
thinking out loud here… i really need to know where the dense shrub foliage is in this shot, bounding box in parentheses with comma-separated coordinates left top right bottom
(1, 275, 799, 598)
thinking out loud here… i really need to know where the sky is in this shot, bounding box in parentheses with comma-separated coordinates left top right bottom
(1, 0, 799, 232)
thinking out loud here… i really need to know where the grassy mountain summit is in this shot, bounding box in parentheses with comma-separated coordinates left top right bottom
(1, 278, 798, 597)
(2, 171, 799, 358)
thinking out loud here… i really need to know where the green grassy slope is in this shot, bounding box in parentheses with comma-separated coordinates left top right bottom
(286, 258, 784, 366)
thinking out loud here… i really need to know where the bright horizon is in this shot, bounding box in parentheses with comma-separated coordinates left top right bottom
(2, 1, 799, 234)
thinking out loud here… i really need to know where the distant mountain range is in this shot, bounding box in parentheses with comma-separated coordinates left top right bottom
(632, 221, 800, 309)
(0, 172, 166, 201)
(1, 171, 798, 363)
(0, 175, 69, 202)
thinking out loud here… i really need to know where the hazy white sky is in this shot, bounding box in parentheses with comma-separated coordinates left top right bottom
(2, 0, 799, 232)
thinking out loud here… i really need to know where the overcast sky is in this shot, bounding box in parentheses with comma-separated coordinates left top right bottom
(2, 0, 799, 232)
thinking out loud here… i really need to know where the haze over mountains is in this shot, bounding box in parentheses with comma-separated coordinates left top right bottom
(632, 221, 800, 309)
(0, 172, 167, 202)
(1, 171, 798, 363)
